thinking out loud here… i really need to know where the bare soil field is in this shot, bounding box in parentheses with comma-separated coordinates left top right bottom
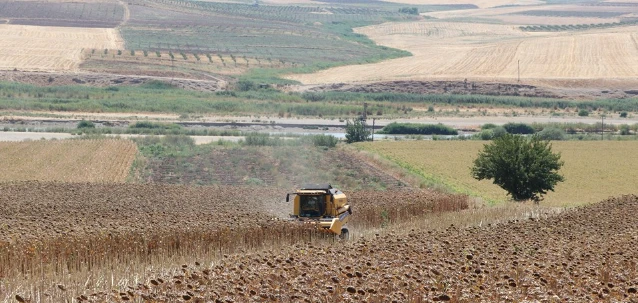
(0, 139, 136, 182)
(0, 25, 123, 71)
(60, 194, 638, 302)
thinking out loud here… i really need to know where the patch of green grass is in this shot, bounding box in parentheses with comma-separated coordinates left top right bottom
(359, 140, 638, 206)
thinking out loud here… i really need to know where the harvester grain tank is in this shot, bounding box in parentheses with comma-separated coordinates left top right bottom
(286, 184, 352, 239)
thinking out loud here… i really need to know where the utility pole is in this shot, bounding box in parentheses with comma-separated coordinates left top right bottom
(517, 60, 520, 83)
(601, 115, 605, 140)
(371, 118, 375, 142)
(362, 103, 368, 121)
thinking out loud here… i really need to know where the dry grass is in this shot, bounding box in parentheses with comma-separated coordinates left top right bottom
(0, 139, 136, 182)
(287, 21, 638, 86)
(0, 24, 122, 71)
(358, 140, 638, 207)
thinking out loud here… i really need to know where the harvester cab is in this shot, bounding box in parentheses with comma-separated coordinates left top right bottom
(286, 184, 352, 239)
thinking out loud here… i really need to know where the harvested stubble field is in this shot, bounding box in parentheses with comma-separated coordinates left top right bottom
(288, 18, 638, 87)
(358, 141, 638, 206)
(0, 182, 469, 302)
(75, 195, 638, 302)
(0, 139, 136, 182)
(0, 24, 123, 71)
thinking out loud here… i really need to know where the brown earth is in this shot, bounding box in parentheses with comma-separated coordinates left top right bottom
(297, 80, 638, 100)
(0, 70, 227, 91)
(5, 69, 634, 99)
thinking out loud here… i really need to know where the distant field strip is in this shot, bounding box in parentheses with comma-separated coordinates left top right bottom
(287, 21, 638, 84)
(379, 0, 542, 9)
(0, 25, 122, 71)
(359, 141, 638, 207)
(0, 139, 137, 182)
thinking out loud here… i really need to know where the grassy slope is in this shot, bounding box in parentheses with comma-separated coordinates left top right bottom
(358, 140, 638, 206)
(118, 0, 415, 84)
(130, 136, 402, 190)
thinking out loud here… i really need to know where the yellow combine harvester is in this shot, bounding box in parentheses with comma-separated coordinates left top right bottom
(286, 184, 352, 239)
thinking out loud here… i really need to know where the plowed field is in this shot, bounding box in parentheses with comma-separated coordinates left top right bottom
(0, 139, 136, 182)
(96, 194, 638, 302)
(0, 24, 123, 71)
(287, 22, 638, 86)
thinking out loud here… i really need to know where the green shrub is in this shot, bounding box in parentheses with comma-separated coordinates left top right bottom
(620, 124, 631, 135)
(481, 123, 497, 130)
(237, 80, 256, 91)
(578, 109, 590, 117)
(301, 92, 326, 102)
(77, 120, 95, 129)
(620, 111, 628, 118)
(345, 119, 371, 143)
(244, 134, 283, 146)
(398, 7, 418, 14)
(141, 80, 175, 89)
(379, 122, 457, 135)
(129, 121, 182, 130)
(537, 127, 566, 140)
(503, 122, 535, 134)
(477, 129, 494, 140)
(310, 134, 338, 148)
(492, 126, 508, 139)
(476, 126, 507, 140)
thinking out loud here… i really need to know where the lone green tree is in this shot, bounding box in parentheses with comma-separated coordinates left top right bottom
(345, 119, 371, 143)
(471, 134, 564, 202)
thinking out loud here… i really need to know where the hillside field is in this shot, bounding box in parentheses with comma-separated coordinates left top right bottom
(357, 140, 638, 206)
(0, 24, 123, 71)
(288, 22, 638, 86)
(0, 139, 137, 182)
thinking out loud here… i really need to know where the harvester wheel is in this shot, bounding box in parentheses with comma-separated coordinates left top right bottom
(339, 228, 350, 240)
